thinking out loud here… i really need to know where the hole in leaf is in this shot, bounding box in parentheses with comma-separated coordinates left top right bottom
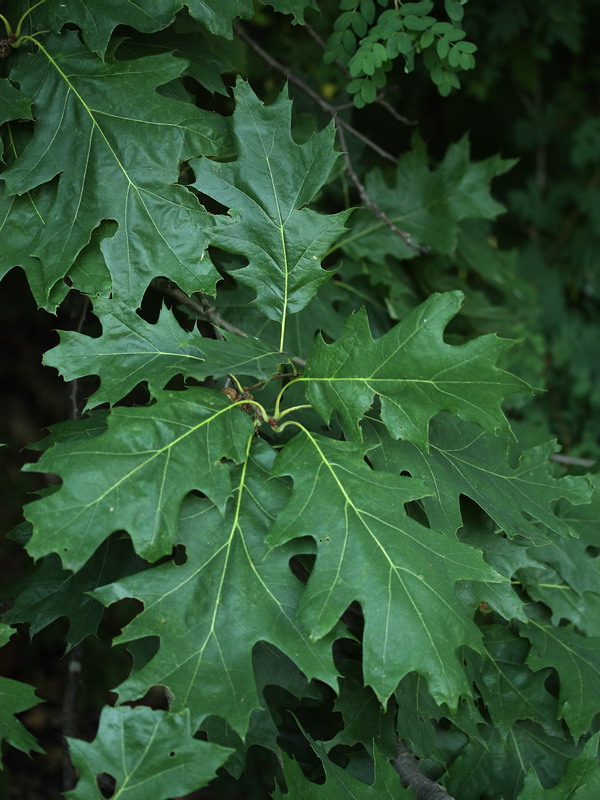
(169, 750, 176, 757)
(289, 553, 314, 584)
(587, 545, 600, 558)
(96, 772, 116, 798)
(172, 544, 188, 565)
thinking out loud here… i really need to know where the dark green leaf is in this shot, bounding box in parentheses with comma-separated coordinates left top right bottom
(192, 80, 351, 352)
(3, 533, 145, 650)
(340, 137, 516, 260)
(274, 729, 411, 798)
(524, 621, 600, 740)
(0, 633, 44, 756)
(301, 292, 527, 447)
(516, 733, 600, 798)
(44, 297, 285, 410)
(24, 388, 254, 570)
(269, 430, 504, 707)
(65, 706, 232, 800)
(2, 34, 227, 306)
(94, 440, 339, 735)
(365, 414, 592, 540)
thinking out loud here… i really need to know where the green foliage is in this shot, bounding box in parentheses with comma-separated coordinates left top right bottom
(325, 0, 477, 105)
(1, 1, 600, 797)
(64, 706, 232, 799)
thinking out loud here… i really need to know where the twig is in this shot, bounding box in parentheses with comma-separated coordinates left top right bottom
(234, 24, 398, 164)
(62, 292, 89, 789)
(61, 643, 83, 791)
(151, 277, 242, 340)
(393, 741, 455, 800)
(551, 453, 597, 468)
(336, 124, 429, 254)
(151, 278, 307, 368)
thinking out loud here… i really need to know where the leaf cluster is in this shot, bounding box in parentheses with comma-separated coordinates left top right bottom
(1, 1, 600, 798)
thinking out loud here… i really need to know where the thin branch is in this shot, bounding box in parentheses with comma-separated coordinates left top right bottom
(336, 124, 429, 253)
(151, 278, 307, 368)
(234, 24, 398, 164)
(152, 277, 239, 340)
(62, 293, 87, 791)
(393, 741, 456, 800)
(236, 24, 427, 253)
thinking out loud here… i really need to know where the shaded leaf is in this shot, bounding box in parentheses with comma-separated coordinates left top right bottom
(445, 721, 579, 800)
(269, 430, 504, 706)
(463, 625, 560, 740)
(517, 733, 600, 799)
(326, 658, 397, 755)
(0, 629, 44, 756)
(395, 671, 485, 763)
(341, 136, 515, 260)
(365, 414, 592, 540)
(47, 0, 254, 58)
(301, 292, 527, 447)
(3, 533, 145, 651)
(65, 706, 231, 800)
(524, 621, 600, 740)
(192, 80, 350, 352)
(24, 387, 254, 570)
(274, 729, 411, 798)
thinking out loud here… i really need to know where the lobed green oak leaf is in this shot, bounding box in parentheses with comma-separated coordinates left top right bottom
(517, 733, 600, 799)
(300, 291, 528, 447)
(269, 429, 505, 707)
(395, 671, 486, 764)
(365, 414, 593, 540)
(340, 135, 516, 261)
(445, 720, 579, 800)
(1, 33, 227, 307)
(46, 0, 254, 58)
(0, 626, 44, 757)
(463, 625, 560, 740)
(94, 439, 339, 736)
(65, 706, 231, 800)
(523, 621, 600, 740)
(24, 387, 254, 571)
(274, 728, 410, 799)
(45, 1, 315, 59)
(44, 297, 285, 410)
(3, 532, 145, 651)
(191, 80, 351, 352)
